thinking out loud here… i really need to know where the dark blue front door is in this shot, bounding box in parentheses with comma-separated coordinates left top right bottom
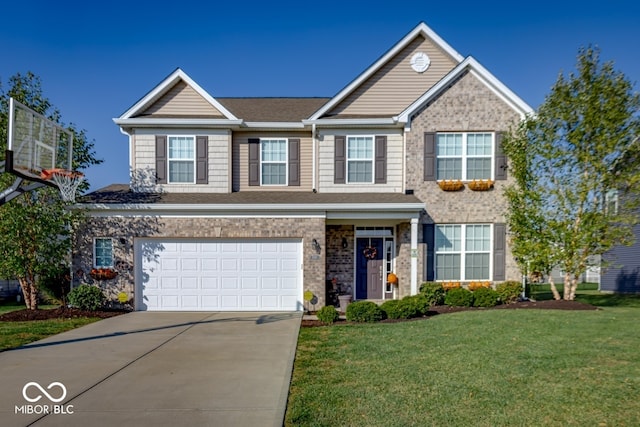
(356, 238, 384, 300)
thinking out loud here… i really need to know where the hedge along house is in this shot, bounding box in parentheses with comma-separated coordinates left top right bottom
(73, 22, 533, 311)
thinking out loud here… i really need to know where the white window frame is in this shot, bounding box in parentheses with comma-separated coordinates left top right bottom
(346, 135, 375, 184)
(168, 135, 196, 184)
(435, 224, 492, 281)
(436, 132, 494, 181)
(260, 138, 288, 186)
(93, 238, 114, 269)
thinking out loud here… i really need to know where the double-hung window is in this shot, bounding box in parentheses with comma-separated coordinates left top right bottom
(436, 132, 493, 180)
(261, 138, 287, 185)
(347, 136, 373, 183)
(94, 238, 114, 268)
(168, 136, 195, 183)
(435, 224, 491, 281)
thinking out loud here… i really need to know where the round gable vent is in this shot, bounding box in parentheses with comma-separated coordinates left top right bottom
(410, 52, 431, 73)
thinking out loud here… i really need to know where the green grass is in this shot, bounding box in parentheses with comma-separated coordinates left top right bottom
(286, 292, 640, 426)
(0, 304, 101, 351)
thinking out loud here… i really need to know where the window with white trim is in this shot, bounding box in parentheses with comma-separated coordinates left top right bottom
(605, 189, 619, 215)
(94, 238, 114, 268)
(261, 138, 287, 185)
(435, 224, 491, 281)
(347, 136, 374, 183)
(436, 132, 493, 180)
(168, 136, 195, 183)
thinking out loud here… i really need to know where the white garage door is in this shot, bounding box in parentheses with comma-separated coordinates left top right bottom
(136, 239, 302, 311)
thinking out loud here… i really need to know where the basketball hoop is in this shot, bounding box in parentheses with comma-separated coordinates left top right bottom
(40, 168, 84, 203)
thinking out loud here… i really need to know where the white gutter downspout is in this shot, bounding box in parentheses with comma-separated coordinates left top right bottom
(119, 127, 133, 184)
(312, 123, 317, 192)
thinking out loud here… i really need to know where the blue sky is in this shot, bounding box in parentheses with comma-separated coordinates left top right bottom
(2, 0, 638, 192)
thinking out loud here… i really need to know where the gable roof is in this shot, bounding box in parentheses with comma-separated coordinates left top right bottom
(396, 56, 534, 123)
(218, 98, 330, 122)
(115, 68, 239, 122)
(308, 22, 465, 121)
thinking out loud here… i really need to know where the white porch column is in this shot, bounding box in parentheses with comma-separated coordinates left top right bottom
(410, 217, 419, 295)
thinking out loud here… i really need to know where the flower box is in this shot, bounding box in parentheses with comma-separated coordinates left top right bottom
(90, 268, 118, 280)
(468, 281, 491, 291)
(442, 281, 461, 290)
(467, 179, 494, 191)
(438, 180, 464, 191)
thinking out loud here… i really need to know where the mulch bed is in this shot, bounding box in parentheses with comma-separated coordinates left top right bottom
(0, 307, 129, 322)
(301, 299, 598, 327)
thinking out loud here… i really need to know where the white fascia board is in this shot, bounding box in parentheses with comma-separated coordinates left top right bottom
(243, 122, 307, 129)
(302, 118, 399, 127)
(398, 56, 534, 124)
(113, 118, 244, 128)
(81, 202, 425, 215)
(308, 22, 464, 121)
(118, 68, 239, 121)
(326, 211, 422, 220)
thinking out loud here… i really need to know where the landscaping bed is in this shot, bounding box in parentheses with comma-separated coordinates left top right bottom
(0, 306, 129, 322)
(301, 299, 597, 327)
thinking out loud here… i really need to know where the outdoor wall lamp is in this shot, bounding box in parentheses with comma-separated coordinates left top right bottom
(312, 238, 321, 252)
(341, 237, 348, 249)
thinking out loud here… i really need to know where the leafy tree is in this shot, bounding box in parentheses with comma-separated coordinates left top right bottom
(503, 47, 640, 300)
(0, 72, 102, 309)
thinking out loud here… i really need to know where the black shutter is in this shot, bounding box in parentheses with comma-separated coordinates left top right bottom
(374, 135, 387, 184)
(155, 135, 167, 184)
(495, 132, 507, 181)
(248, 138, 260, 186)
(334, 135, 346, 184)
(493, 223, 506, 281)
(288, 138, 300, 186)
(196, 136, 208, 184)
(424, 132, 436, 181)
(424, 223, 435, 281)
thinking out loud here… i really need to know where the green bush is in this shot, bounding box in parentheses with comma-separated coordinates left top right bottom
(317, 305, 339, 325)
(496, 281, 523, 304)
(472, 287, 500, 307)
(346, 301, 386, 323)
(380, 300, 403, 319)
(402, 294, 431, 316)
(68, 284, 105, 311)
(419, 282, 445, 306)
(444, 287, 474, 307)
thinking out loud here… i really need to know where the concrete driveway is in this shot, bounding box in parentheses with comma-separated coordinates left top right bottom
(0, 311, 301, 427)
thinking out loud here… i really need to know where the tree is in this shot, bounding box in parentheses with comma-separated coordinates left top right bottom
(503, 47, 640, 300)
(0, 72, 102, 309)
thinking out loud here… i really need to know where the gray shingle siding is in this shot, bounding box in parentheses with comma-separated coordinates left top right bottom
(601, 223, 640, 293)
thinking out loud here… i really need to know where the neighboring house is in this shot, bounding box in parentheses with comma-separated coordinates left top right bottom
(74, 22, 533, 311)
(601, 225, 640, 293)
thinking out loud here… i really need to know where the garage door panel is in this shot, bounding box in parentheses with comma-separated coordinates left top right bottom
(138, 239, 302, 311)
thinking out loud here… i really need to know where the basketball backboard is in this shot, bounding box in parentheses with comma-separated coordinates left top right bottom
(6, 97, 73, 187)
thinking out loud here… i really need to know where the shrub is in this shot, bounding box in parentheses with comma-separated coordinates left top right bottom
(346, 301, 386, 323)
(496, 281, 523, 304)
(316, 305, 339, 325)
(68, 284, 105, 311)
(444, 287, 474, 307)
(442, 281, 461, 291)
(472, 287, 500, 307)
(419, 282, 445, 306)
(380, 300, 403, 319)
(402, 294, 431, 316)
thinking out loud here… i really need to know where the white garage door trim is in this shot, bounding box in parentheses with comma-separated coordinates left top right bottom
(135, 238, 303, 311)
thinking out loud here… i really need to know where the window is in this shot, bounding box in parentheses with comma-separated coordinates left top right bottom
(347, 136, 373, 183)
(435, 224, 491, 281)
(94, 238, 113, 268)
(605, 189, 619, 215)
(436, 132, 493, 180)
(168, 136, 195, 183)
(261, 138, 287, 185)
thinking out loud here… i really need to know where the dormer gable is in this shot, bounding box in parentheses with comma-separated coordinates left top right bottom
(116, 68, 239, 124)
(309, 22, 465, 120)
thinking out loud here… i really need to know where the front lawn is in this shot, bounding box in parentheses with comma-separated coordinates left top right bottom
(286, 295, 640, 426)
(0, 317, 100, 351)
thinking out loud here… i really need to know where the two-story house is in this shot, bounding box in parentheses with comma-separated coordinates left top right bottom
(74, 22, 533, 311)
